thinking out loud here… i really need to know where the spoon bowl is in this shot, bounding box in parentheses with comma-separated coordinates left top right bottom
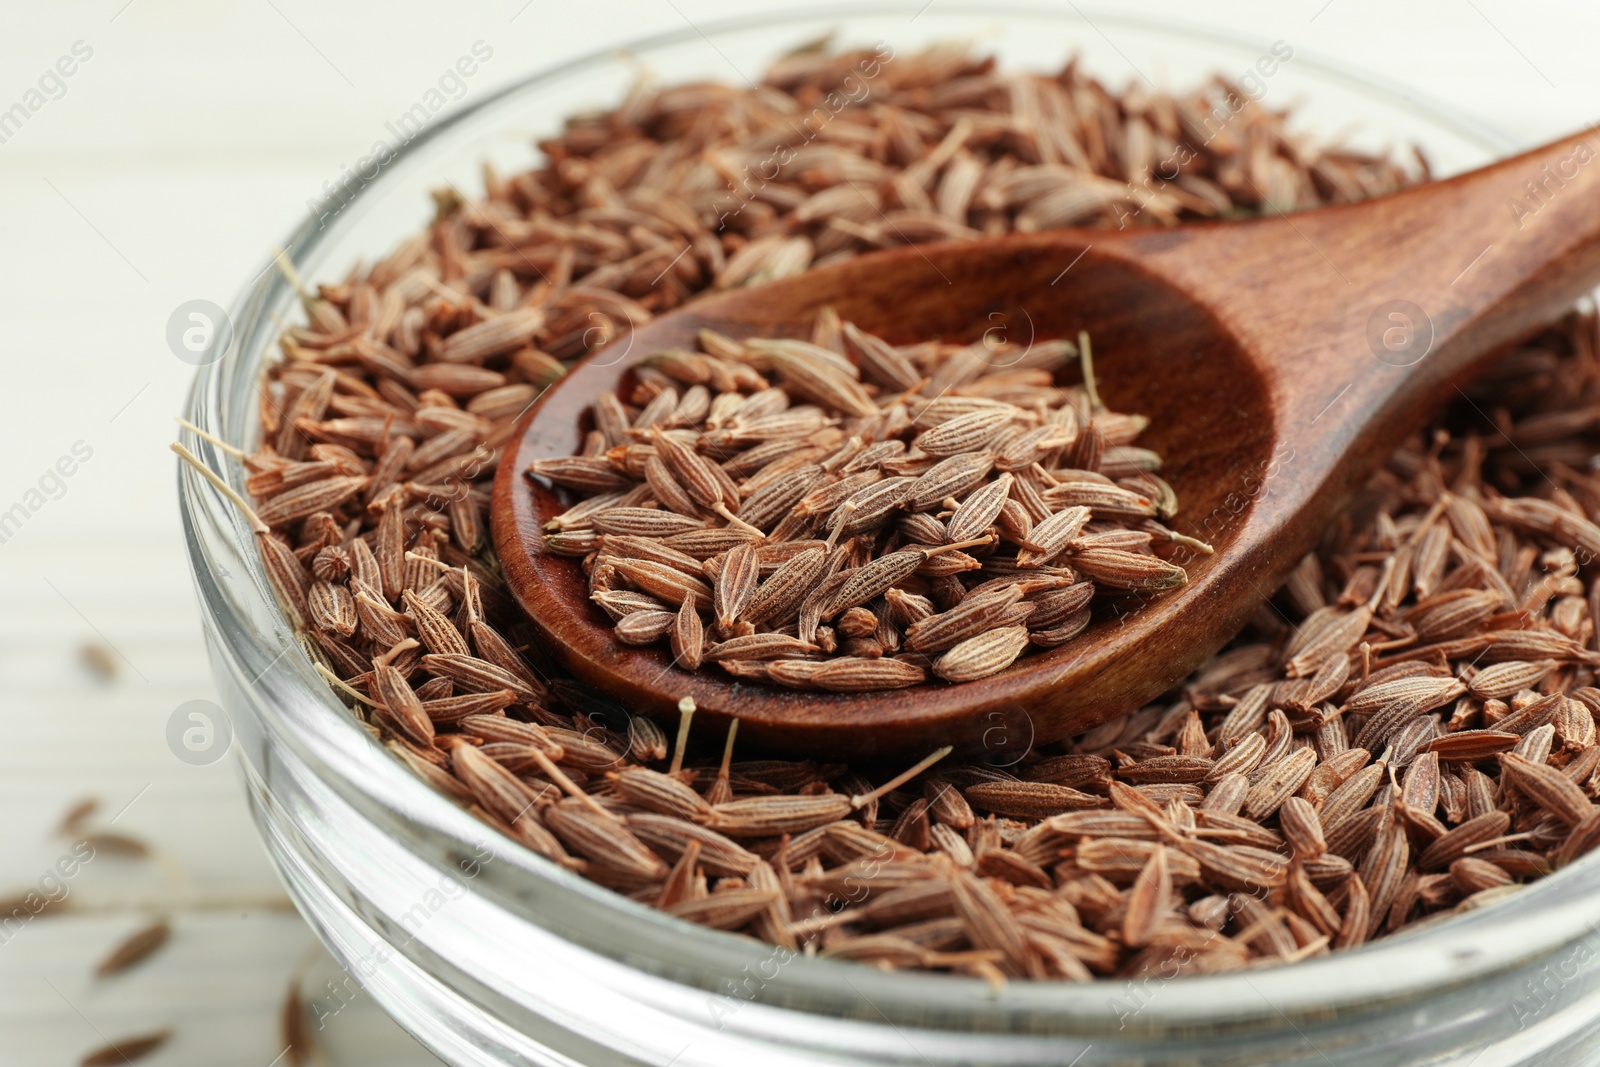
(494, 128, 1600, 757)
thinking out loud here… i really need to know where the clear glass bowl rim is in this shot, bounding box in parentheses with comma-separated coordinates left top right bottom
(176, 0, 1600, 1039)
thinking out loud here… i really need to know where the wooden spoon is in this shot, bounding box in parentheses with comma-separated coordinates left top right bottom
(493, 128, 1600, 757)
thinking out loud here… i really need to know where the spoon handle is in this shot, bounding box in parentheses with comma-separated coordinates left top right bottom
(1091, 126, 1600, 564)
(1121, 127, 1600, 437)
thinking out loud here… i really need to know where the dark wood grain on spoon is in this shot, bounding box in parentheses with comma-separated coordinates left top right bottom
(493, 127, 1600, 757)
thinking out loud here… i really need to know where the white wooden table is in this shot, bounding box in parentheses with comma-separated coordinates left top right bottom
(2, 1, 1596, 1062)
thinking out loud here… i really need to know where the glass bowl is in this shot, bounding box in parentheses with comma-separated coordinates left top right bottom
(178, 6, 1600, 1065)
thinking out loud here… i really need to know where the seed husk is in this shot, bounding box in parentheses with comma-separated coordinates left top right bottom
(1500, 752, 1592, 824)
(627, 812, 760, 876)
(308, 580, 357, 637)
(703, 794, 853, 836)
(546, 804, 669, 882)
(373, 663, 434, 747)
(1016, 506, 1092, 565)
(945, 473, 1015, 543)
(907, 452, 997, 509)
(810, 657, 929, 691)
(94, 918, 171, 977)
(671, 595, 705, 670)
(933, 626, 1032, 682)
(591, 508, 708, 538)
(614, 609, 676, 644)
(667, 887, 783, 930)
(966, 780, 1104, 817)
(608, 558, 714, 610)
(452, 744, 545, 826)
(744, 547, 828, 625)
(914, 408, 1016, 456)
(1068, 547, 1187, 591)
(1122, 845, 1171, 948)
(80, 1030, 172, 1066)
(704, 633, 821, 662)
(419, 653, 541, 704)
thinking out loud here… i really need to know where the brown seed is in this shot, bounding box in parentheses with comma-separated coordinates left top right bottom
(1119, 754, 1214, 784)
(307, 580, 357, 637)
(670, 596, 705, 670)
(545, 804, 668, 881)
(655, 839, 702, 911)
(615, 609, 676, 644)
(455, 745, 548, 825)
(281, 977, 313, 1066)
(1068, 546, 1187, 591)
(1323, 754, 1388, 816)
(965, 780, 1103, 818)
(810, 657, 928, 691)
(644, 455, 699, 516)
(1360, 812, 1410, 937)
(80, 1030, 172, 1066)
(611, 767, 712, 820)
(57, 797, 100, 837)
(652, 428, 734, 510)
(373, 663, 434, 747)
(1178, 838, 1289, 890)
(1243, 747, 1318, 821)
(458, 715, 562, 756)
(1451, 856, 1513, 894)
(608, 557, 714, 610)
(1284, 606, 1373, 678)
(1425, 730, 1521, 761)
(1336, 874, 1371, 950)
(703, 794, 853, 837)
(591, 508, 708, 538)
(1279, 797, 1327, 859)
(951, 871, 1036, 976)
(906, 452, 996, 509)
(94, 918, 171, 977)
(755, 339, 878, 418)
(255, 476, 367, 527)
(528, 456, 633, 493)
(1469, 660, 1557, 700)
(744, 547, 828, 625)
(914, 408, 1016, 456)
(933, 626, 1031, 682)
(626, 813, 760, 876)
(1075, 838, 1201, 884)
(945, 473, 1015, 543)
(825, 477, 919, 538)
(621, 717, 665, 764)
(1500, 752, 1592, 824)
(1122, 845, 1170, 948)
(704, 633, 821, 662)
(421, 690, 519, 722)
(439, 307, 545, 363)
(820, 551, 929, 618)
(348, 582, 408, 648)
(1556, 806, 1600, 868)
(76, 831, 151, 858)
(667, 887, 783, 929)
(715, 543, 760, 631)
(402, 589, 470, 656)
